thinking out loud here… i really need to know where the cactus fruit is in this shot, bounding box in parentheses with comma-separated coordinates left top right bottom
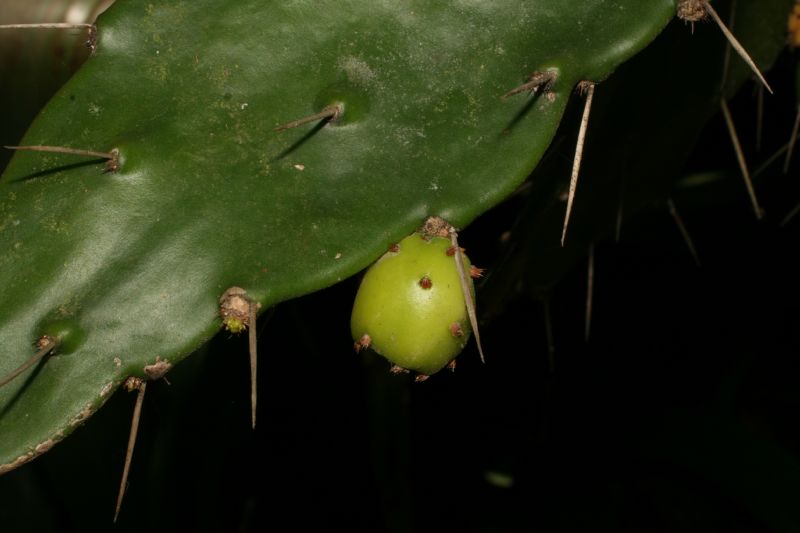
(350, 220, 476, 377)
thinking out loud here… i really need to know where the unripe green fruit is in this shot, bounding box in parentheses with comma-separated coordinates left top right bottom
(351, 233, 473, 376)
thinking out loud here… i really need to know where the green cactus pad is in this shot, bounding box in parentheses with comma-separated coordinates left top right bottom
(0, 0, 675, 470)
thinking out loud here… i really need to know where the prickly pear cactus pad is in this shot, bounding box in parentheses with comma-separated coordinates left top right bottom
(0, 0, 676, 471)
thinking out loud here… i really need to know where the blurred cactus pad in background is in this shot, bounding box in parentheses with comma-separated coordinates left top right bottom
(2, 0, 800, 531)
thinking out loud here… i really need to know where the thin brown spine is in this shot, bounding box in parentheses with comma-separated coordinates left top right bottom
(502, 70, 558, 99)
(4, 145, 120, 172)
(702, 0, 773, 94)
(248, 302, 258, 430)
(274, 104, 342, 131)
(720, 100, 763, 219)
(0, 338, 60, 388)
(449, 227, 485, 364)
(780, 202, 800, 227)
(0, 22, 94, 30)
(561, 81, 596, 246)
(114, 379, 147, 523)
(667, 198, 701, 267)
(718, 0, 737, 91)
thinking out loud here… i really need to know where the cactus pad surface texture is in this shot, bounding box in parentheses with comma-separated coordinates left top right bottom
(0, 0, 676, 471)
